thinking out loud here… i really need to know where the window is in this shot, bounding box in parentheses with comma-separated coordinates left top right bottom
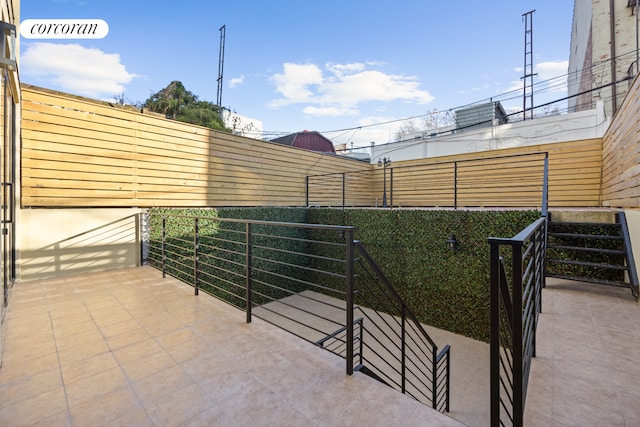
(0, 22, 16, 71)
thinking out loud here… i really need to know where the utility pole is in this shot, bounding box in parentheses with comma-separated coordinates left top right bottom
(521, 10, 536, 121)
(216, 25, 226, 111)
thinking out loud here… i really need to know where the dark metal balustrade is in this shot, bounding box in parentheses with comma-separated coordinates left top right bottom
(306, 151, 548, 210)
(147, 212, 450, 413)
(488, 216, 547, 427)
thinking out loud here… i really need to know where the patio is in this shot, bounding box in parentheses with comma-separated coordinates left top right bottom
(0, 266, 461, 426)
(523, 278, 640, 426)
(1, 266, 639, 426)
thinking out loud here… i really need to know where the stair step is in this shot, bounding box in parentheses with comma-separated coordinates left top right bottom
(548, 232, 623, 240)
(546, 273, 630, 288)
(547, 258, 628, 270)
(547, 245, 625, 255)
(548, 221, 620, 228)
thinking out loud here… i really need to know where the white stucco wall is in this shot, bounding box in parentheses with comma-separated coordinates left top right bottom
(624, 209, 640, 285)
(371, 104, 608, 163)
(17, 208, 143, 281)
(568, 0, 593, 110)
(222, 110, 264, 140)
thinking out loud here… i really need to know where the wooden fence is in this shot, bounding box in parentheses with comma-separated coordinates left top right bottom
(365, 139, 602, 208)
(22, 85, 608, 209)
(602, 74, 640, 208)
(21, 85, 370, 208)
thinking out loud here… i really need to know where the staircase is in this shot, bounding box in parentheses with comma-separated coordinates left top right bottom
(546, 210, 639, 300)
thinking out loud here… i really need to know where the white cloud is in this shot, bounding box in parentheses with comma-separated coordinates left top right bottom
(269, 62, 433, 117)
(506, 60, 569, 94)
(536, 60, 569, 93)
(229, 75, 244, 88)
(21, 42, 137, 99)
(270, 63, 323, 107)
(302, 105, 358, 117)
(325, 62, 366, 77)
(506, 80, 524, 93)
(536, 60, 568, 79)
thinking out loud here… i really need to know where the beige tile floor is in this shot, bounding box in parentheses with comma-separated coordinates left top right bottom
(0, 267, 463, 427)
(524, 278, 640, 427)
(2, 267, 639, 427)
(253, 290, 491, 427)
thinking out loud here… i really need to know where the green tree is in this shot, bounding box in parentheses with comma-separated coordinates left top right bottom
(143, 81, 229, 132)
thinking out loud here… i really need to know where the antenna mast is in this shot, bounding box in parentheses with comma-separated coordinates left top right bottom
(522, 10, 536, 120)
(216, 25, 226, 111)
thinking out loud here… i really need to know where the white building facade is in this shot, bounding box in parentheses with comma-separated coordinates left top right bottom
(371, 103, 608, 163)
(568, 0, 640, 117)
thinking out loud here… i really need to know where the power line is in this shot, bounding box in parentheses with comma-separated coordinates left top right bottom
(258, 49, 638, 144)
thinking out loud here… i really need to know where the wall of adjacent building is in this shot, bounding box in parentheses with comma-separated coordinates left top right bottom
(0, 0, 20, 368)
(569, 0, 640, 116)
(371, 102, 608, 163)
(18, 208, 143, 280)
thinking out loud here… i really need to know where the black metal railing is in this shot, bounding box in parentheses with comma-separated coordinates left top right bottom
(306, 169, 374, 208)
(352, 241, 450, 411)
(618, 212, 640, 300)
(148, 213, 450, 412)
(315, 317, 364, 369)
(307, 152, 548, 210)
(488, 215, 547, 427)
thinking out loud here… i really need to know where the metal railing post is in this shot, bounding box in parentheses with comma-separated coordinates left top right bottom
(454, 161, 458, 209)
(390, 168, 394, 208)
(345, 228, 355, 375)
(489, 241, 500, 427)
(358, 318, 364, 367)
(432, 348, 437, 409)
(541, 153, 549, 217)
(532, 230, 538, 358)
(161, 216, 166, 278)
(246, 222, 252, 323)
(305, 176, 309, 207)
(194, 217, 199, 296)
(401, 304, 406, 394)
(342, 172, 346, 210)
(445, 348, 451, 412)
(512, 242, 524, 427)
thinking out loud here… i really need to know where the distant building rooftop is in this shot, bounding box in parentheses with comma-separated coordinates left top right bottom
(271, 130, 336, 154)
(455, 101, 508, 131)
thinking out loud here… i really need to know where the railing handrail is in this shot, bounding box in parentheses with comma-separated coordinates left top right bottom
(488, 215, 546, 427)
(488, 216, 547, 246)
(541, 152, 549, 217)
(618, 211, 639, 300)
(353, 241, 437, 349)
(306, 151, 549, 180)
(315, 316, 364, 347)
(306, 150, 549, 209)
(152, 212, 355, 232)
(149, 212, 450, 413)
(352, 240, 450, 411)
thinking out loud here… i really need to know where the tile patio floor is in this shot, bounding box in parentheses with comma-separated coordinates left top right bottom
(0, 267, 461, 426)
(524, 278, 640, 426)
(0, 267, 638, 426)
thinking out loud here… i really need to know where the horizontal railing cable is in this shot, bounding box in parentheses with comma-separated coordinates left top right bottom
(489, 215, 546, 427)
(149, 212, 450, 414)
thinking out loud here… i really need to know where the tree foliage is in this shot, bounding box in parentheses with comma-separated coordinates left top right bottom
(143, 81, 229, 132)
(393, 108, 456, 141)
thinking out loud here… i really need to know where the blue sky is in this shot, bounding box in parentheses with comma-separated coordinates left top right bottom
(20, 1, 574, 147)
